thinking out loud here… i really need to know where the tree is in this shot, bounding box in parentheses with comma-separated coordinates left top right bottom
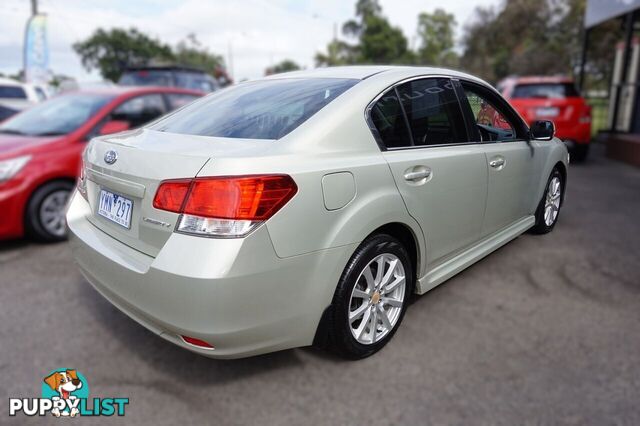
(265, 59, 301, 75)
(416, 9, 458, 67)
(316, 0, 411, 66)
(315, 39, 357, 66)
(460, 0, 621, 88)
(73, 28, 174, 82)
(359, 13, 412, 64)
(174, 34, 224, 73)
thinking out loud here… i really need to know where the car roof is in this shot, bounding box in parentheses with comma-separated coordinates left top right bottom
(0, 77, 24, 87)
(263, 65, 489, 84)
(123, 65, 207, 74)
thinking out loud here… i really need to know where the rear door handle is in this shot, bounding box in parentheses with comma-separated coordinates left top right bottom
(403, 167, 431, 182)
(489, 157, 505, 168)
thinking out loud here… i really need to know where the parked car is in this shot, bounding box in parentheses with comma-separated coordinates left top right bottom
(0, 86, 202, 242)
(67, 66, 568, 359)
(497, 76, 591, 161)
(0, 77, 48, 111)
(119, 66, 224, 93)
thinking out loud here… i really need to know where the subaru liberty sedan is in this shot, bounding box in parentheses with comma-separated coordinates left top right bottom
(67, 66, 568, 359)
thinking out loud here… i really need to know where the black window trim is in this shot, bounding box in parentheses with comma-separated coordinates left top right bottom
(365, 74, 531, 151)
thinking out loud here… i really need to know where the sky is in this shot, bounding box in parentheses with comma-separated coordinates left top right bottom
(0, 0, 501, 82)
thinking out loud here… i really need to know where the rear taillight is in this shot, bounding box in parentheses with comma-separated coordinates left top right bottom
(77, 158, 88, 200)
(580, 105, 592, 124)
(153, 175, 297, 237)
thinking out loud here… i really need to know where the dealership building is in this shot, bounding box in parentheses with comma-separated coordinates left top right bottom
(582, 0, 640, 166)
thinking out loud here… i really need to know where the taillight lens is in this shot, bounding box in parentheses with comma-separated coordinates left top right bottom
(153, 175, 297, 237)
(77, 158, 88, 200)
(153, 180, 191, 213)
(580, 105, 592, 124)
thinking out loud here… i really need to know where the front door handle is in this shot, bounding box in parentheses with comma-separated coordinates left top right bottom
(404, 168, 431, 181)
(489, 157, 505, 169)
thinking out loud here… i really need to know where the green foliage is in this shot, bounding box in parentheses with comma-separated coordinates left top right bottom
(73, 28, 173, 82)
(316, 0, 411, 66)
(315, 40, 358, 66)
(173, 34, 224, 72)
(265, 59, 301, 75)
(460, 0, 621, 88)
(416, 9, 458, 67)
(73, 29, 226, 82)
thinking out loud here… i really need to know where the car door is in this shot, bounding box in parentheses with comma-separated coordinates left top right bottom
(372, 77, 488, 265)
(458, 81, 535, 237)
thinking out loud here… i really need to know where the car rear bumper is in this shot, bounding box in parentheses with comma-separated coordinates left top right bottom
(554, 123, 591, 145)
(66, 191, 355, 359)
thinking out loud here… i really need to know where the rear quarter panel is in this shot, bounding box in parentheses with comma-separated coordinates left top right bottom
(193, 79, 426, 274)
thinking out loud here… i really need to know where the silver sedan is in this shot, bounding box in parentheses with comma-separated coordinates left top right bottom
(67, 66, 568, 359)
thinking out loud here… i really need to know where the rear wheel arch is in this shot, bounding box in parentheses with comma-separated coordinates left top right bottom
(554, 161, 567, 204)
(313, 221, 421, 352)
(364, 222, 420, 286)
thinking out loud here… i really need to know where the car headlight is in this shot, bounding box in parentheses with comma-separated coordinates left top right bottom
(0, 155, 31, 182)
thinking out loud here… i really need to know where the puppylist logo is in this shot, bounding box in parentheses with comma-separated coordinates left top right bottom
(9, 369, 129, 418)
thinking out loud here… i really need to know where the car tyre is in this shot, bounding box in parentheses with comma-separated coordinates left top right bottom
(25, 181, 74, 242)
(571, 144, 589, 162)
(530, 168, 564, 235)
(325, 234, 413, 359)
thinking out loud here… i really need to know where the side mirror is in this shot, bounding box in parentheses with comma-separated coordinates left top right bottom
(99, 120, 130, 135)
(530, 120, 555, 141)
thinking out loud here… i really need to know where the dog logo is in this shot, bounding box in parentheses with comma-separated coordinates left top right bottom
(8, 368, 128, 417)
(43, 369, 84, 417)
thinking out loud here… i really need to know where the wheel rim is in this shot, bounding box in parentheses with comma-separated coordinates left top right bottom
(348, 253, 406, 345)
(544, 176, 561, 227)
(39, 190, 70, 237)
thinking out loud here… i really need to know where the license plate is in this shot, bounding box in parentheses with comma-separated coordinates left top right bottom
(98, 190, 133, 229)
(536, 107, 559, 117)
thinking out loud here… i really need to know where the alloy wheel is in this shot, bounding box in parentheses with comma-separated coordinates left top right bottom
(544, 176, 562, 227)
(39, 190, 70, 237)
(348, 253, 406, 345)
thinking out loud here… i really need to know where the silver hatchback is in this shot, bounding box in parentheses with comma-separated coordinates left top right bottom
(67, 66, 568, 359)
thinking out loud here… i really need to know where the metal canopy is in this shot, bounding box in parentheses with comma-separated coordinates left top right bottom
(585, 0, 640, 28)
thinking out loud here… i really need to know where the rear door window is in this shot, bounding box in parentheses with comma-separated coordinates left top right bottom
(396, 78, 468, 146)
(369, 90, 412, 148)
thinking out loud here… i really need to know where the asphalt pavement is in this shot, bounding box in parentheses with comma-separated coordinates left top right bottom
(1, 145, 639, 425)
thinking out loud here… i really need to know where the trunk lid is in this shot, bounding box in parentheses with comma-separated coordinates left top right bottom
(83, 128, 275, 257)
(83, 129, 215, 257)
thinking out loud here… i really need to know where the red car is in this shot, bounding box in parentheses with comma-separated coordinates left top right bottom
(497, 76, 592, 160)
(0, 86, 202, 242)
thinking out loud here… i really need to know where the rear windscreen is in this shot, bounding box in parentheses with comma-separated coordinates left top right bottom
(512, 83, 580, 99)
(119, 71, 173, 87)
(150, 78, 359, 140)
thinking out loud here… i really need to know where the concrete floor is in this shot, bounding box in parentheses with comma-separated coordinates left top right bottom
(1, 147, 639, 425)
